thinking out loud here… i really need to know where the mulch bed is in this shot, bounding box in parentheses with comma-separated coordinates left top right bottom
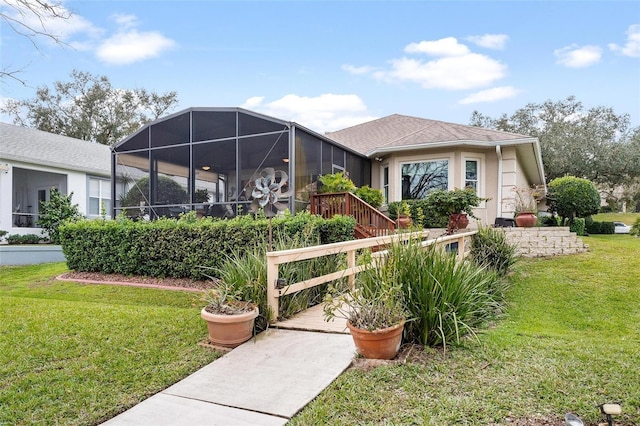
(58, 271, 215, 291)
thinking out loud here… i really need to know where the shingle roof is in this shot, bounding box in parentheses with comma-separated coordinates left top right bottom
(0, 122, 111, 176)
(326, 114, 536, 156)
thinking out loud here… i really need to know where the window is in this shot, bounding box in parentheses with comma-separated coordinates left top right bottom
(89, 177, 111, 217)
(401, 160, 449, 199)
(465, 159, 479, 192)
(382, 166, 389, 204)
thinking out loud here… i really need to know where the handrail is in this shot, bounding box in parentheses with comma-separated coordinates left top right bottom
(265, 229, 477, 323)
(310, 192, 396, 237)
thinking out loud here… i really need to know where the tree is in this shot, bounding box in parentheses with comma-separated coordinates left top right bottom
(36, 188, 83, 244)
(469, 97, 640, 191)
(546, 176, 600, 225)
(2, 69, 178, 145)
(1, 0, 72, 84)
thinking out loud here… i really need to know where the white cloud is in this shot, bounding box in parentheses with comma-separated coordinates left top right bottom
(342, 64, 376, 75)
(95, 15, 176, 65)
(112, 13, 139, 30)
(241, 94, 377, 133)
(554, 44, 602, 68)
(466, 34, 509, 50)
(458, 86, 520, 104)
(375, 53, 507, 90)
(404, 37, 470, 56)
(608, 24, 640, 57)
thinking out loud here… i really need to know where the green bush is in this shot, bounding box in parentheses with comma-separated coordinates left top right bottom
(354, 185, 384, 209)
(547, 176, 600, 225)
(36, 188, 83, 244)
(368, 237, 508, 347)
(540, 215, 559, 227)
(585, 221, 615, 234)
(317, 172, 356, 194)
(631, 217, 640, 237)
(59, 212, 355, 280)
(470, 227, 518, 277)
(388, 200, 448, 228)
(6, 234, 44, 244)
(569, 217, 586, 236)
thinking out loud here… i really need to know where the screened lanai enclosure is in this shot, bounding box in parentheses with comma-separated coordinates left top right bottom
(112, 108, 370, 219)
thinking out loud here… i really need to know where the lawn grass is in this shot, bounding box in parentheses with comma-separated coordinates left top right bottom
(291, 234, 640, 425)
(592, 211, 639, 225)
(0, 263, 220, 425)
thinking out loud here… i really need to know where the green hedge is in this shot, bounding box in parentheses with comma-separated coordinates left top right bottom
(59, 212, 356, 280)
(388, 199, 449, 228)
(6, 234, 44, 245)
(585, 221, 615, 235)
(569, 218, 586, 236)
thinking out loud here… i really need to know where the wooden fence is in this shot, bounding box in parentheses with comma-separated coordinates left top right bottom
(265, 229, 477, 323)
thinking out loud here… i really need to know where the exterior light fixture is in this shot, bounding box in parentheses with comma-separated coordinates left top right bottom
(202, 166, 211, 171)
(282, 158, 289, 163)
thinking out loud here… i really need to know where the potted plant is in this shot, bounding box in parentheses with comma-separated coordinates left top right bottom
(512, 185, 544, 227)
(426, 188, 485, 234)
(200, 281, 259, 348)
(396, 200, 412, 229)
(324, 269, 406, 360)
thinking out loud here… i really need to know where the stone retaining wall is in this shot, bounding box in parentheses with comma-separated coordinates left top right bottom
(502, 227, 588, 257)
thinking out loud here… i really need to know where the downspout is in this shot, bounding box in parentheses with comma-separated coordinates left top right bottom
(496, 145, 503, 217)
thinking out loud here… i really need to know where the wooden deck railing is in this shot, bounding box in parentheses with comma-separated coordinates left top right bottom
(265, 229, 477, 323)
(310, 192, 396, 238)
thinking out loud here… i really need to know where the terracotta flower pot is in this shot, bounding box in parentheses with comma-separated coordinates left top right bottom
(347, 320, 405, 360)
(396, 215, 412, 229)
(448, 213, 469, 232)
(201, 306, 259, 348)
(515, 212, 537, 227)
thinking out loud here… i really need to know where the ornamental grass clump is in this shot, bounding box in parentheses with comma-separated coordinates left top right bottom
(470, 226, 519, 277)
(383, 237, 508, 347)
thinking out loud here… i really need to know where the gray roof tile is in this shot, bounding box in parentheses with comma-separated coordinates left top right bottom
(326, 114, 536, 156)
(0, 122, 111, 176)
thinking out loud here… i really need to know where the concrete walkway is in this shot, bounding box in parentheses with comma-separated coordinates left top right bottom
(102, 328, 355, 425)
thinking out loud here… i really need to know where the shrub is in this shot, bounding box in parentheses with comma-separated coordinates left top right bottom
(317, 172, 356, 194)
(354, 185, 384, 209)
(540, 215, 559, 227)
(586, 221, 615, 234)
(547, 176, 600, 225)
(631, 217, 640, 237)
(569, 217, 586, 236)
(36, 188, 83, 244)
(6, 234, 44, 244)
(370, 237, 508, 347)
(59, 212, 355, 280)
(470, 227, 518, 277)
(388, 200, 449, 228)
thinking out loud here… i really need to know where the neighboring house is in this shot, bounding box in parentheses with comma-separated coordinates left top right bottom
(112, 108, 545, 228)
(326, 114, 546, 225)
(0, 123, 112, 237)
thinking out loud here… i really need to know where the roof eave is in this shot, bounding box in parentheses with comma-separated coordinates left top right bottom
(363, 137, 538, 157)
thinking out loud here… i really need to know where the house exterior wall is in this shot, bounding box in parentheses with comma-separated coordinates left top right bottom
(499, 146, 531, 218)
(371, 147, 501, 226)
(0, 159, 106, 236)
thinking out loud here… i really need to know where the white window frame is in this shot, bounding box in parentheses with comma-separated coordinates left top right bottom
(381, 164, 390, 205)
(398, 156, 453, 200)
(461, 153, 485, 207)
(88, 176, 111, 218)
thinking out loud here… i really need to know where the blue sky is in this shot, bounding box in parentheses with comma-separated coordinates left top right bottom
(1, 0, 639, 133)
